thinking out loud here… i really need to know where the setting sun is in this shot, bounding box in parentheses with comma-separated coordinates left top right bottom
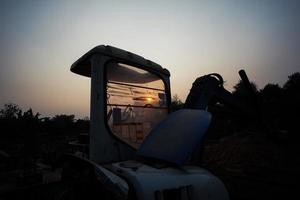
(146, 97, 153, 102)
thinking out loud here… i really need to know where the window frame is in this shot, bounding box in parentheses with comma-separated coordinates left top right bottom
(104, 59, 170, 149)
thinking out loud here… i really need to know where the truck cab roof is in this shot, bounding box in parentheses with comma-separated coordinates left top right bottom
(70, 45, 170, 77)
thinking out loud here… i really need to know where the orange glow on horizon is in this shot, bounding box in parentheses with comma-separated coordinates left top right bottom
(146, 97, 153, 102)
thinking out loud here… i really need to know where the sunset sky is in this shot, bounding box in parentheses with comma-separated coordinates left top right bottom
(1, 0, 299, 118)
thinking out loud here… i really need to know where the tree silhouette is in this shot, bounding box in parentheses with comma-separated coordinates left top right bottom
(283, 72, 300, 92)
(259, 84, 284, 131)
(0, 103, 22, 119)
(51, 114, 75, 124)
(282, 72, 300, 137)
(232, 80, 258, 99)
(261, 83, 283, 100)
(171, 94, 184, 111)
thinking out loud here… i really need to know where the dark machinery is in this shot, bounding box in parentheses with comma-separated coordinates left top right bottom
(58, 45, 256, 200)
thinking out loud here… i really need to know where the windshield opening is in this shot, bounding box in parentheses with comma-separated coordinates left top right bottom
(106, 62, 168, 148)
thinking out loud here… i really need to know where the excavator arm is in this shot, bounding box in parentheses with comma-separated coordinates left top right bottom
(184, 70, 256, 116)
(138, 69, 258, 166)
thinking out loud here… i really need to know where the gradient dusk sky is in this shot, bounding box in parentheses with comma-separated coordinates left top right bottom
(1, 0, 299, 118)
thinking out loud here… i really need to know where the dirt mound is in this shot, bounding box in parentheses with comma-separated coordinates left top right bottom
(201, 131, 299, 200)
